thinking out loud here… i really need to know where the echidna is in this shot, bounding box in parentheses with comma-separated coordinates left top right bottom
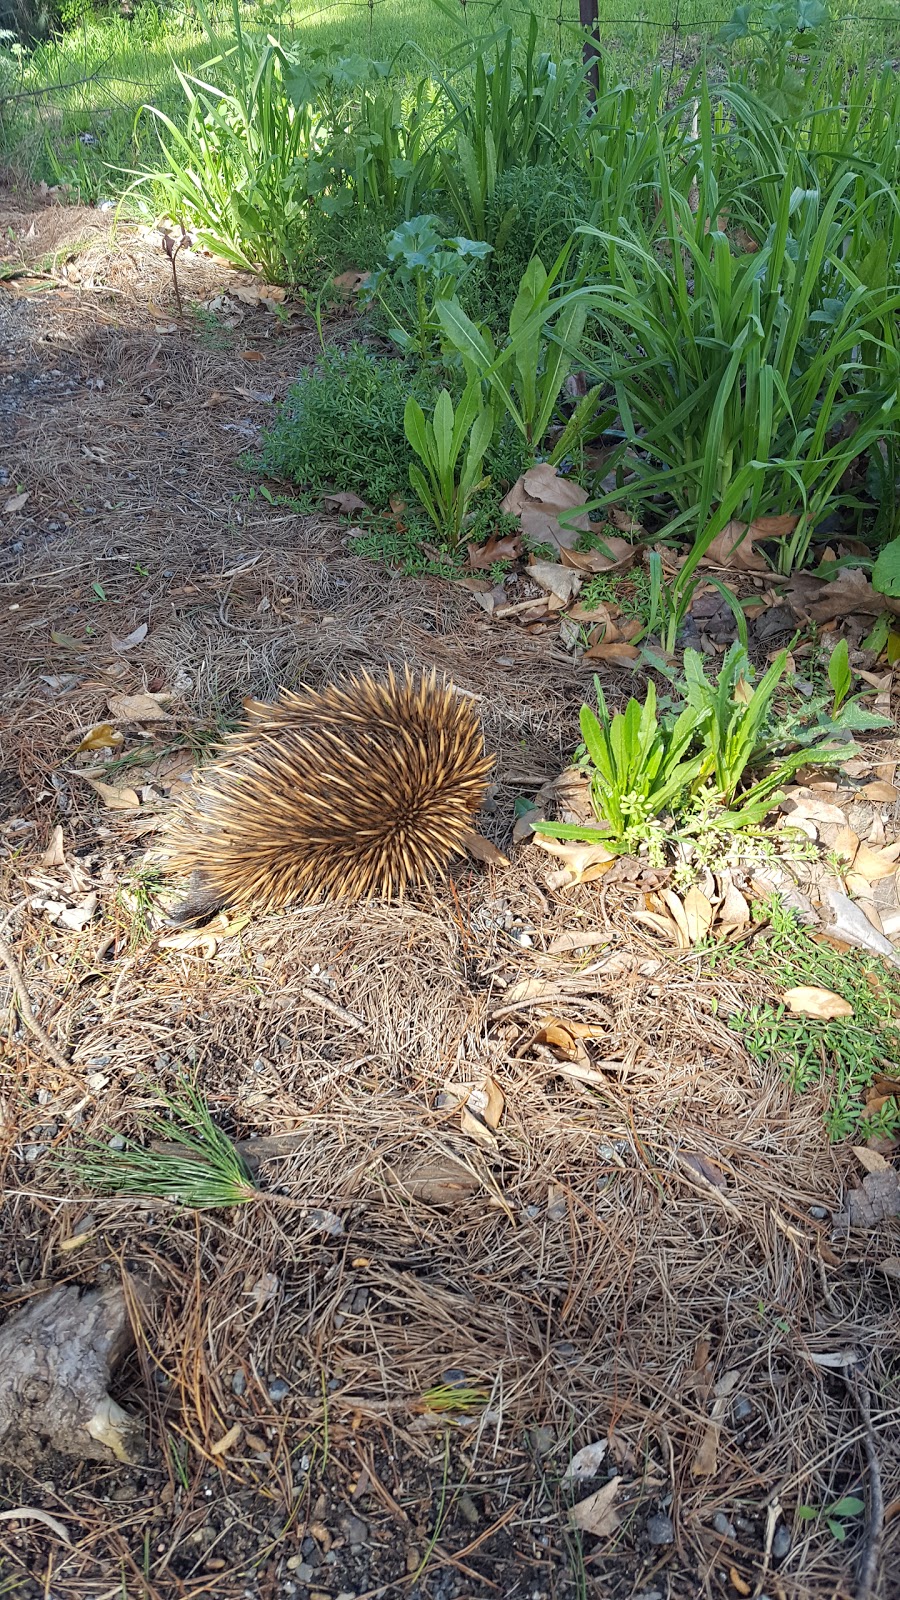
(166, 667, 494, 924)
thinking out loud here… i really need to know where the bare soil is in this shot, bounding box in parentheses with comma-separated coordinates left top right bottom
(1, 186, 898, 1600)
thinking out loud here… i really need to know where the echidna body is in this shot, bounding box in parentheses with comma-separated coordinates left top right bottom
(166, 668, 494, 923)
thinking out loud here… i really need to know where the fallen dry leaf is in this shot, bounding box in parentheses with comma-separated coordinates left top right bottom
(822, 887, 900, 966)
(459, 1103, 499, 1151)
(40, 825, 65, 868)
(106, 692, 171, 723)
(332, 269, 369, 296)
(466, 533, 521, 570)
(839, 1168, 900, 1229)
(863, 781, 898, 802)
(532, 835, 616, 886)
(74, 723, 124, 754)
(683, 886, 714, 944)
(682, 1152, 728, 1192)
(850, 842, 900, 883)
(559, 534, 638, 574)
(878, 1256, 900, 1280)
(568, 1475, 622, 1536)
(717, 877, 750, 928)
(783, 986, 853, 1020)
(111, 623, 148, 653)
(459, 827, 509, 867)
(528, 559, 582, 604)
(583, 640, 641, 664)
(0, 1507, 70, 1544)
(323, 490, 369, 515)
(852, 1146, 891, 1174)
(80, 776, 141, 811)
(210, 1421, 243, 1457)
(563, 1441, 608, 1483)
(702, 514, 798, 572)
(692, 1369, 741, 1476)
(4, 491, 31, 514)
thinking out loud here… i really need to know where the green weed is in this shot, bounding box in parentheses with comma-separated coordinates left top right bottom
(722, 898, 900, 1140)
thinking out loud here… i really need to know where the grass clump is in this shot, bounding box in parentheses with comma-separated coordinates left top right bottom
(724, 899, 900, 1141)
(68, 1079, 258, 1209)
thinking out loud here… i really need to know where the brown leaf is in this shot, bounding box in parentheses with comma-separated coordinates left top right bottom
(691, 1369, 741, 1477)
(40, 825, 66, 867)
(568, 1476, 622, 1536)
(466, 533, 521, 570)
(583, 640, 640, 664)
(528, 559, 582, 604)
(459, 1104, 499, 1152)
(323, 490, 369, 515)
(862, 781, 898, 802)
(80, 776, 141, 811)
(630, 908, 683, 944)
(210, 1422, 243, 1457)
(717, 877, 750, 928)
(831, 826, 859, 865)
(608, 507, 645, 536)
(74, 723, 124, 754)
(853, 1145, 891, 1174)
(332, 269, 369, 296)
(106, 692, 171, 723)
(459, 827, 509, 867)
(807, 568, 888, 622)
(682, 1153, 728, 1192)
(532, 835, 616, 886)
(111, 623, 149, 653)
(559, 535, 638, 574)
(878, 1256, 900, 1280)
(501, 465, 592, 549)
(782, 986, 853, 1020)
(683, 886, 714, 943)
(851, 842, 900, 883)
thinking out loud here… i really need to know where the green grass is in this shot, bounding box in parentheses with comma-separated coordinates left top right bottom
(719, 898, 900, 1141)
(3, 0, 898, 196)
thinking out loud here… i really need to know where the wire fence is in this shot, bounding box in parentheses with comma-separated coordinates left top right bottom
(2, 0, 899, 118)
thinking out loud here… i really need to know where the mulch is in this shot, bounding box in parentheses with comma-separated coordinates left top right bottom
(1, 186, 898, 1600)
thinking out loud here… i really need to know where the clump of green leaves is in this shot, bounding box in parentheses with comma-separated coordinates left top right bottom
(68, 1080, 258, 1209)
(724, 900, 900, 1141)
(796, 1494, 866, 1544)
(535, 645, 839, 860)
(404, 383, 494, 550)
(369, 215, 491, 357)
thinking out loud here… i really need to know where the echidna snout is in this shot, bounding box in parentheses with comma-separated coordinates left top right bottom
(165, 668, 494, 922)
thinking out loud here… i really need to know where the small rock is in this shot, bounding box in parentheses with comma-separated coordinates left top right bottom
(268, 1377, 290, 1402)
(732, 1396, 753, 1422)
(772, 1524, 791, 1559)
(646, 1513, 675, 1546)
(712, 1512, 735, 1538)
(23, 1144, 46, 1162)
(286, 1562, 314, 1582)
(808, 1205, 829, 1221)
(108, 1133, 126, 1151)
(231, 1370, 246, 1396)
(340, 1513, 368, 1547)
(457, 1493, 479, 1526)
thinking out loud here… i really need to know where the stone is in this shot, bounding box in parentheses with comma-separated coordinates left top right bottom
(340, 1514, 368, 1547)
(646, 1513, 675, 1546)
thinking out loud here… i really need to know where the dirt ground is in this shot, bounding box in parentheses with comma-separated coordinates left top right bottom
(1, 186, 898, 1600)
